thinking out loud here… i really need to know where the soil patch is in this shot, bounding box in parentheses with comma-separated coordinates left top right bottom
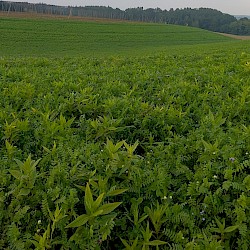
(216, 32, 250, 40)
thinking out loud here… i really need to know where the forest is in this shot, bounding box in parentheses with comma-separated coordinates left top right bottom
(1, 1, 250, 35)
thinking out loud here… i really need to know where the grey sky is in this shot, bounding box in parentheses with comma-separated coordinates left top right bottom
(11, 0, 250, 15)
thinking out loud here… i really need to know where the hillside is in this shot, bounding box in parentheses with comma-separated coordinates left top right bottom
(0, 16, 232, 57)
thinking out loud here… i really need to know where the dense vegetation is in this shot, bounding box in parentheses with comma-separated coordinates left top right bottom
(1, 16, 250, 249)
(1, 1, 250, 35)
(0, 17, 232, 57)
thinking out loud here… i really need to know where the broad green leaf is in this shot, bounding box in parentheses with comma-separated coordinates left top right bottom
(114, 140, 124, 151)
(43, 146, 51, 153)
(91, 209, 104, 217)
(108, 126, 117, 131)
(145, 240, 168, 246)
(84, 182, 93, 214)
(224, 225, 239, 233)
(9, 169, 22, 180)
(89, 179, 98, 189)
(31, 158, 41, 169)
(123, 141, 130, 150)
(124, 140, 139, 155)
(14, 158, 25, 168)
(138, 214, 148, 224)
(131, 140, 139, 152)
(108, 189, 128, 196)
(99, 202, 122, 215)
(18, 188, 30, 196)
(65, 214, 89, 228)
(92, 193, 105, 211)
(211, 228, 221, 233)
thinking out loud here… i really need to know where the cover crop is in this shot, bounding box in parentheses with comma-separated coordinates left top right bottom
(0, 21, 250, 249)
(0, 17, 232, 57)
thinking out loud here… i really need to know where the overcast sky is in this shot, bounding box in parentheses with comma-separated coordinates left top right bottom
(11, 0, 250, 15)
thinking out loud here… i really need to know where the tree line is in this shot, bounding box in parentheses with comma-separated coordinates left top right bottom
(1, 1, 250, 35)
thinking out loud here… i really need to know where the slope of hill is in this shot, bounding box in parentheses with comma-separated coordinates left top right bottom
(0, 16, 233, 57)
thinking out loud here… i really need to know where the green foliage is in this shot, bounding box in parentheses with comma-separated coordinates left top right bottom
(66, 182, 122, 228)
(0, 17, 232, 58)
(0, 35, 250, 249)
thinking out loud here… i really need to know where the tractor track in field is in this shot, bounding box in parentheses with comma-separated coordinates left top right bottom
(215, 32, 250, 40)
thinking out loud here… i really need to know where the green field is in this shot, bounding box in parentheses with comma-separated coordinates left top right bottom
(1, 16, 250, 249)
(0, 17, 235, 57)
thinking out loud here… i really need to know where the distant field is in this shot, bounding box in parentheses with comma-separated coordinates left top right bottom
(215, 32, 250, 40)
(1, 41, 250, 249)
(0, 16, 235, 57)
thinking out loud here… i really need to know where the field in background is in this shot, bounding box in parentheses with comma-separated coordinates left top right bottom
(0, 16, 235, 57)
(215, 32, 250, 40)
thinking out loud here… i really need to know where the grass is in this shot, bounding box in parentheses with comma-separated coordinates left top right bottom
(0, 16, 235, 57)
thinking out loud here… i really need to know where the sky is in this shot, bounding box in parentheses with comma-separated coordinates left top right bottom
(10, 0, 250, 15)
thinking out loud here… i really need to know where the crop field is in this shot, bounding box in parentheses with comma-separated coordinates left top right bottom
(1, 16, 250, 249)
(0, 16, 235, 57)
